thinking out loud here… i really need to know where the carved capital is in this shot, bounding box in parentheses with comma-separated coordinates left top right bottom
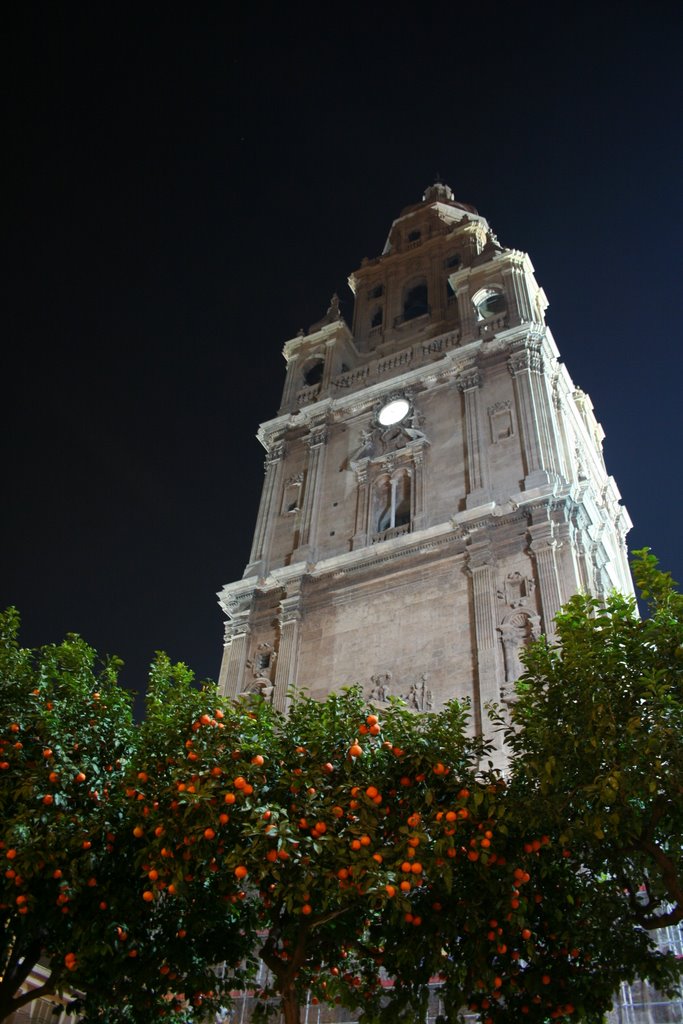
(279, 604, 302, 626)
(224, 619, 251, 642)
(507, 345, 543, 376)
(221, 589, 256, 622)
(465, 537, 496, 573)
(266, 440, 286, 465)
(353, 458, 369, 484)
(529, 536, 559, 557)
(307, 426, 328, 449)
(456, 367, 482, 392)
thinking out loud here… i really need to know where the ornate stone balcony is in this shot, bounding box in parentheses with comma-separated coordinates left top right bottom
(371, 522, 411, 544)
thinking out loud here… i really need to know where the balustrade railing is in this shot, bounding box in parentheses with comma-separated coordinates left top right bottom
(371, 522, 411, 544)
(478, 313, 509, 336)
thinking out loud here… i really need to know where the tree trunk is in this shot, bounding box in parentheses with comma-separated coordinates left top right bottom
(0, 943, 54, 1023)
(280, 984, 302, 1024)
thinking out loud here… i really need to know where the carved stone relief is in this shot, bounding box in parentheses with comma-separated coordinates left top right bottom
(350, 417, 426, 464)
(368, 671, 392, 703)
(242, 642, 277, 703)
(366, 671, 433, 711)
(496, 571, 535, 608)
(405, 674, 434, 712)
(282, 473, 304, 514)
(488, 400, 514, 443)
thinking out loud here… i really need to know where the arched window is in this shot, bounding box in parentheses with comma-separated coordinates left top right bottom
(370, 306, 383, 328)
(403, 281, 429, 322)
(303, 359, 324, 387)
(473, 288, 506, 321)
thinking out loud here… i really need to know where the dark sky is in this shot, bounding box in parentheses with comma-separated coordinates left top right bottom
(3, 4, 683, 708)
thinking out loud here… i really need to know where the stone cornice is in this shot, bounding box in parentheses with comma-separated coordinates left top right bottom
(260, 325, 557, 448)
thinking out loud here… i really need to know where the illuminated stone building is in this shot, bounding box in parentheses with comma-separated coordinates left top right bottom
(217, 182, 633, 765)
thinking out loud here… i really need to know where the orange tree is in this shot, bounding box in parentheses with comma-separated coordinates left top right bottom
(128, 682, 679, 1024)
(498, 550, 683, 994)
(0, 614, 257, 1023)
(0, 608, 136, 1019)
(3, 601, 680, 1024)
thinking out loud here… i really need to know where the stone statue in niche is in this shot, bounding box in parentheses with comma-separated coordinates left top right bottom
(368, 671, 392, 703)
(497, 612, 540, 690)
(350, 429, 376, 463)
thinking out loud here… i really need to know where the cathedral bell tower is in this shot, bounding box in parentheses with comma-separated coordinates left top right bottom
(217, 183, 633, 748)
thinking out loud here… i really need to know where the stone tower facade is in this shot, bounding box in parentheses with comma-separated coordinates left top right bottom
(217, 183, 633, 751)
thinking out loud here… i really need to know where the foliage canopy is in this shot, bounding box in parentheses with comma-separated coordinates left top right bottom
(1, 550, 682, 1023)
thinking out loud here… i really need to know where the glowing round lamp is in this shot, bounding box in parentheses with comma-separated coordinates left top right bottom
(378, 398, 410, 426)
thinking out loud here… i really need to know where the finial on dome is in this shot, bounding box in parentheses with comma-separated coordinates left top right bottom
(423, 181, 455, 203)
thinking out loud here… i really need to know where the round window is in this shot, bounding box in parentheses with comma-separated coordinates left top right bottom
(378, 398, 410, 426)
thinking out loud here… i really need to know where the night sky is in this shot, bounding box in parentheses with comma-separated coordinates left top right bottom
(4, 5, 683, 709)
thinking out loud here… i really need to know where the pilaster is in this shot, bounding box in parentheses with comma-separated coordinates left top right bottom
(457, 368, 491, 508)
(507, 343, 557, 489)
(455, 280, 476, 340)
(466, 538, 504, 746)
(292, 425, 328, 562)
(280, 353, 301, 410)
(351, 459, 370, 549)
(218, 619, 252, 698)
(273, 587, 303, 714)
(321, 338, 337, 391)
(245, 440, 286, 577)
(528, 525, 563, 642)
(411, 440, 428, 530)
(502, 261, 534, 324)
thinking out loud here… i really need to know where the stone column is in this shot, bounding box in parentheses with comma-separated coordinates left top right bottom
(245, 440, 286, 577)
(351, 459, 370, 549)
(273, 591, 302, 715)
(218, 619, 251, 698)
(457, 368, 490, 509)
(411, 441, 427, 530)
(528, 529, 563, 642)
(292, 425, 327, 562)
(466, 539, 504, 745)
(508, 344, 556, 489)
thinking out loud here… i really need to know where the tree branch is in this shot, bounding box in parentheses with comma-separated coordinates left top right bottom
(633, 838, 683, 929)
(0, 964, 60, 1023)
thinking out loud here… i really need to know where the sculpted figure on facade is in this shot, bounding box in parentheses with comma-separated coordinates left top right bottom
(368, 671, 392, 703)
